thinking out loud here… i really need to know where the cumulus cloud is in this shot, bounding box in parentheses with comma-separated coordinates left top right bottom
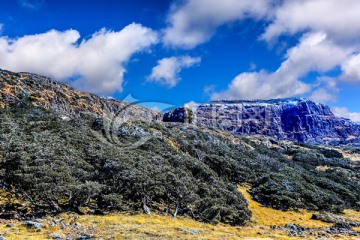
(211, 70, 310, 100)
(164, 0, 360, 48)
(260, 0, 360, 85)
(332, 107, 360, 122)
(310, 89, 336, 103)
(0, 23, 158, 94)
(163, 0, 271, 48)
(164, 0, 360, 105)
(148, 56, 201, 87)
(262, 0, 360, 45)
(341, 53, 360, 82)
(211, 32, 348, 100)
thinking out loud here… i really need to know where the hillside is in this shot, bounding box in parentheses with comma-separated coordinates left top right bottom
(0, 70, 359, 239)
(0, 70, 160, 120)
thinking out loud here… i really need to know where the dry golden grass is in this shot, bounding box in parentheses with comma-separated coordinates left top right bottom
(238, 185, 332, 228)
(0, 186, 359, 239)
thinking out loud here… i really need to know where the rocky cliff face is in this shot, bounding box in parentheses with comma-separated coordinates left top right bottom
(163, 99, 360, 145)
(0, 70, 161, 121)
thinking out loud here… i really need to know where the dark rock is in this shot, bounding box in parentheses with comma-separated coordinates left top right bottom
(312, 213, 360, 228)
(323, 226, 359, 236)
(311, 213, 339, 223)
(164, 98, 360, 145)
(334, 221, 351, 229)
(283, 222, 359, 238)
(93, 209, 104, 215)
(76, 234, 94, 240)
(179, 228, 200, 234)
(91, 118, 103, 131)
(23, 221, 42, 229)
(163, 107, 193, 123)
(48, 234, 63, 240)
(285, 224, 306, 237)
(349, 222, 360, 227)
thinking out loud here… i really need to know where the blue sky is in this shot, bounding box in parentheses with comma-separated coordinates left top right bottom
(1, 0, 360, 120)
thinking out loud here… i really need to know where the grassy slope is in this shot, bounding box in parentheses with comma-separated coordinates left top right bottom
(0, 186, 359, 239)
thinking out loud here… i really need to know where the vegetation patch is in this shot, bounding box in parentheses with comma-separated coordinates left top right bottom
(0, 103, 359, 227)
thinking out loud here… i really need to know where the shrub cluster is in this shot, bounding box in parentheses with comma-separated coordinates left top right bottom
(0, 104, 359, 225)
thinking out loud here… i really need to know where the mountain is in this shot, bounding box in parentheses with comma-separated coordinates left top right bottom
(164, 99, 360, 145)
(0, 70, 359, 237)
(0, 69, 161, 121)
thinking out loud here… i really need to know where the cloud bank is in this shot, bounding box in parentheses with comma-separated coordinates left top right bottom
(163, 0, 356, 110)
(148, 56, 201, 87)
(211, 32, 349, 100)
(0, 23, 158, 94)
(262, 0, 360, 45)
(163, 0, 271, 49)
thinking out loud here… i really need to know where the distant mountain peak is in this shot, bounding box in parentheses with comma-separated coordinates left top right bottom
(210, 97, 306, 104)
(164, 98, 359, 145)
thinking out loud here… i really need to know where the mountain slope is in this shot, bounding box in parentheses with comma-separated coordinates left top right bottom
(0, 69, 160, 120)
(0, 70, 359, 230)
(164, 99, 360, 145)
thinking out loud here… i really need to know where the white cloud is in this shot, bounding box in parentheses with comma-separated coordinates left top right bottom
(164, 0, 360, 49)
(277, 32, 350, 79)
(163, 0, 271, 49)
(211, 32, 348, 100)
(211, 70, 310, 100)
(261, 0, 360, 92)
(332, 107, 360, 122)
(341, 53, 360, 82)
(262, 0, 360, 46)
(18, 0, 45, 10)
(184, 101, 198, 109)
(164, 0, 360, 98)
(309, 89, 336, 103)
(164, 0, 360, 104)
(148, 56, 200, 87)
(0, 23, 158, 94)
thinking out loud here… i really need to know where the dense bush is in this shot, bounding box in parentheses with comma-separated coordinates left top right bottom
(163, 124, 359, 212)
(0, 105, 250, 225)
(0, 104, 359, 225)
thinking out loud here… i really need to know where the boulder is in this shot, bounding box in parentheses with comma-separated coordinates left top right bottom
(23, 221, 42, 229)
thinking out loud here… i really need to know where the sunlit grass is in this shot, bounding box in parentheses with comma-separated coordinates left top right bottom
(0, 186, 359, 239)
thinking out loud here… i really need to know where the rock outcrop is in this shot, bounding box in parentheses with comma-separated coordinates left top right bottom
(0, 70, 161, 121)
(163, 99, 360, 144)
